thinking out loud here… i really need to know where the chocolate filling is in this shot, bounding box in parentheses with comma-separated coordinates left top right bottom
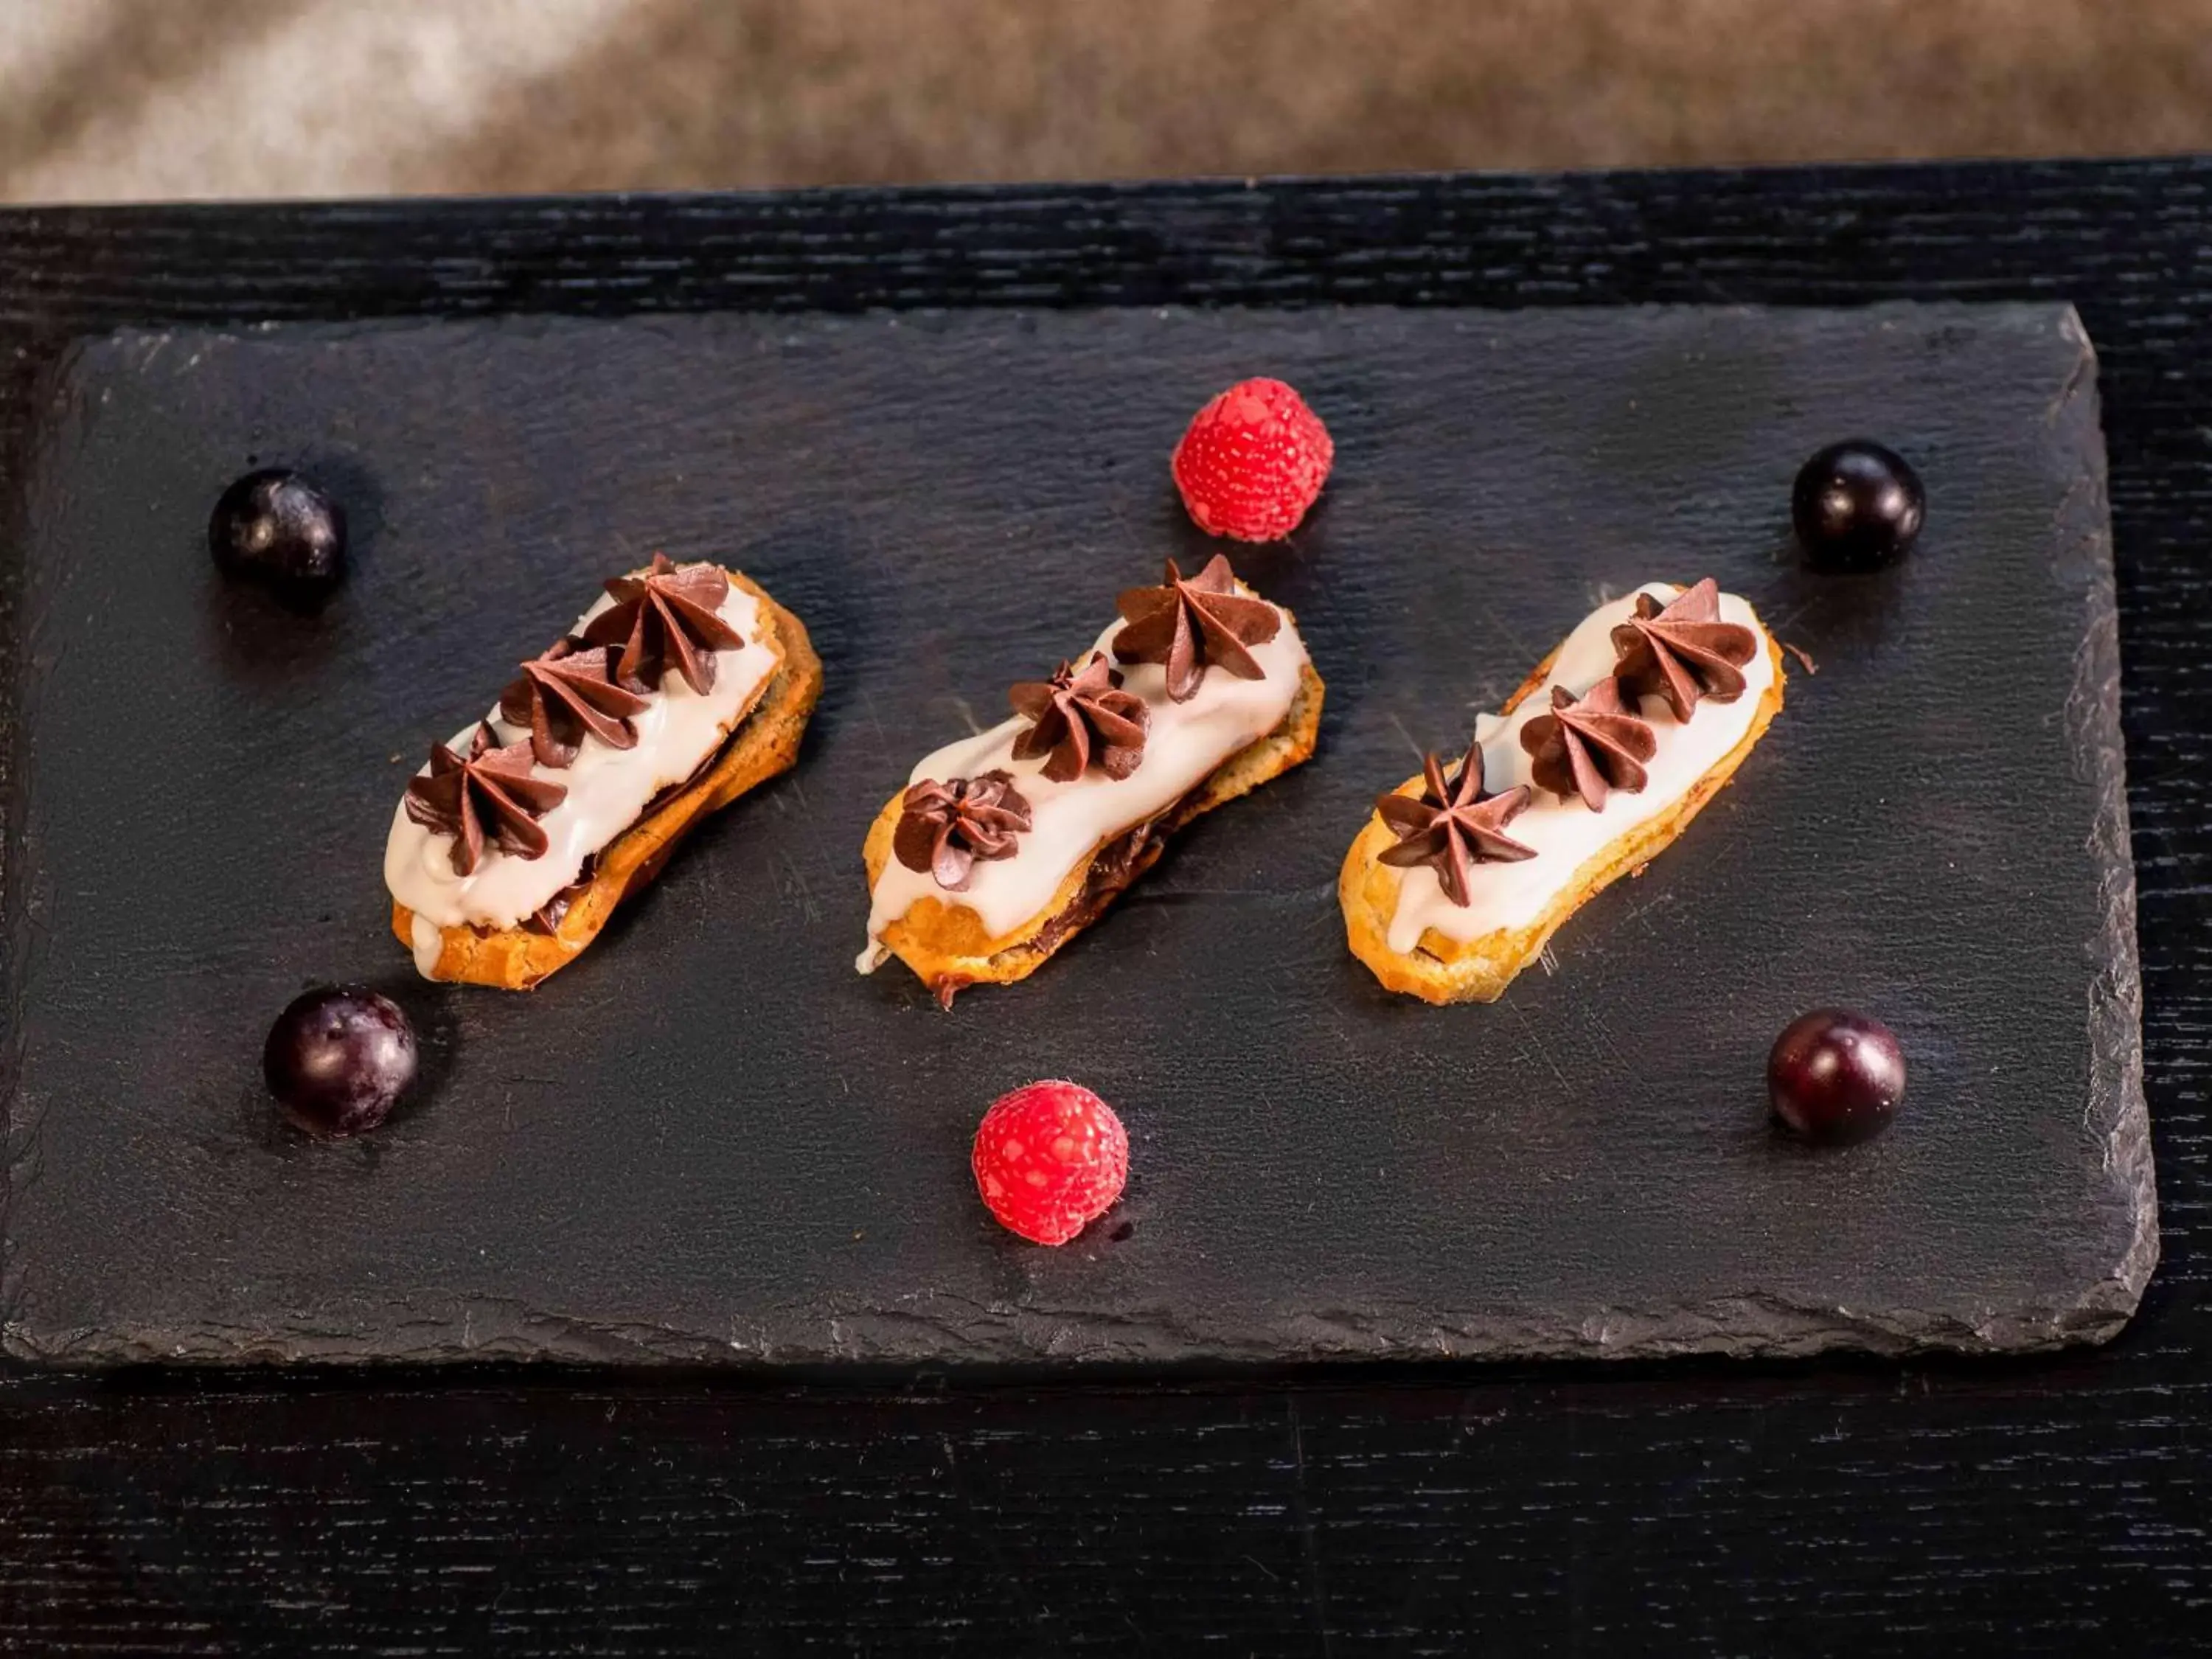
(521, 852, 599, 936)
(931, 787, 1214, 1005)
(1020, 782, 1213, 961)
(641, 740, 726, 818)
(502, 724, 738, 938)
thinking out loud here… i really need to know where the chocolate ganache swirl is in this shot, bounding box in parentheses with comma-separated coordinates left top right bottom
(1518, 675, 1657, 811)
(583, 552, 747, 695)
(403, 723, 569, 877)
(1609, 576, 1758, 723)
(894, 771, 1034, 892)
(1375, 737, 1535, 908)
(1009, 652, 1150, 782)
(1110, 553, 1281, 703)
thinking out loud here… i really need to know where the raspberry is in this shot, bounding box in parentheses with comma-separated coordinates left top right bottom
(971, 1080, 1129, 1246)
(1171, 377, 1334, 542)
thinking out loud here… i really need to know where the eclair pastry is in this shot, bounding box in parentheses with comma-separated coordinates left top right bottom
(1340, 579, 1783, 1004)
(386, 554, 822, 989)
(858, 554, 1324, 1005)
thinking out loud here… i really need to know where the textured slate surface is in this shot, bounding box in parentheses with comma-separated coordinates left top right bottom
(0, 301, 2143, 1366)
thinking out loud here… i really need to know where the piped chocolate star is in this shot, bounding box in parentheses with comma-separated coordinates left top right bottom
(500, 637, 651, 768)
(1609, 577, 1758, 723)
(403, 723, 569, 877)
(1376, 738, 1535, 908)
(894, 771, 1034, 891)
(582, 553, 747, 696)
(1009, 653, 1150, 782)
(1519, 676, 1658, 812)
(1111, 553, 1281, 703)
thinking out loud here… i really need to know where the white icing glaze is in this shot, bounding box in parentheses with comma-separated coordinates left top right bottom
(409, 911, 445, 976)
(859, 588, 1310, 964)
(1383, 583, 1775, 955)
(384, 571, 773, 936)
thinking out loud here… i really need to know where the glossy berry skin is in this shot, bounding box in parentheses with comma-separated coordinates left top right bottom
(209, 468, 347, 597)
(1172, 377, 1333, 542)
(263, 986, 417, 1138)
(972, 1080, 1129, 1245)
(1767, 1009, 1906, 1144)
(1790, 440, 1924, 571)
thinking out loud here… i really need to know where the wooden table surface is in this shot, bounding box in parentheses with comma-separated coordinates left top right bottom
(2, 159, 2207, 1655)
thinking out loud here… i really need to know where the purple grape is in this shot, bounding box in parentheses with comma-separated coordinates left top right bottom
(1791, 440, 1924, 571)
(263, 986, 417, 1138)
(209, 469, 347, 597)
(1768, 1008, 1906, 1144)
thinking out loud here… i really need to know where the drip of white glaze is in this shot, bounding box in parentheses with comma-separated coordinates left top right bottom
(384, 570, 773, 935)
(1383, 583, 1774, 955)
(858, 588, 1310, 968)
(409, 911, 444, 976)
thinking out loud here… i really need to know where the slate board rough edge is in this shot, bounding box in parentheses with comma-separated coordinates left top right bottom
(0, 345, 46, 1361)
(0, 302, 2153, 1371)
(2055, 311, 2157, 1345)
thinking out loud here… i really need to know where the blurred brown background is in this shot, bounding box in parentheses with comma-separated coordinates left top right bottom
(4, 0, 2211, 204)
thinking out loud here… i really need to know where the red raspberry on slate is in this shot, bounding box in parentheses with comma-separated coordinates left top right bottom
(972, 1080, 1130, 1246)
(1172, 377, 1334, 542)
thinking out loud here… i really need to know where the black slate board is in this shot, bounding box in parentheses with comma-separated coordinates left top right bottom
(0, 301, 2146, 1367)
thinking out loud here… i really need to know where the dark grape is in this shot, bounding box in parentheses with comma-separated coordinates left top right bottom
(1791, 440, 1924, 571)
(263, 985, 417, 1138)
(209, 469, 347, 598)
(1767, 1008, 1906, 1144)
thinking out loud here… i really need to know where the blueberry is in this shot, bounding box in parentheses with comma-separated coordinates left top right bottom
(1791, 440, 1924, 571)
(1767, 1008, 1906, 1144)
(209, 469, 347, 598)
(263, 986, 417, 1138)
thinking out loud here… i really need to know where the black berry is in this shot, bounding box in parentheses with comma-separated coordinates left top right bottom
(1790, 441, 1924, 571)
(263, 986, 417, 1138)
(209, 469, 347, 597)
(1767, 1009, 1906, 1144)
